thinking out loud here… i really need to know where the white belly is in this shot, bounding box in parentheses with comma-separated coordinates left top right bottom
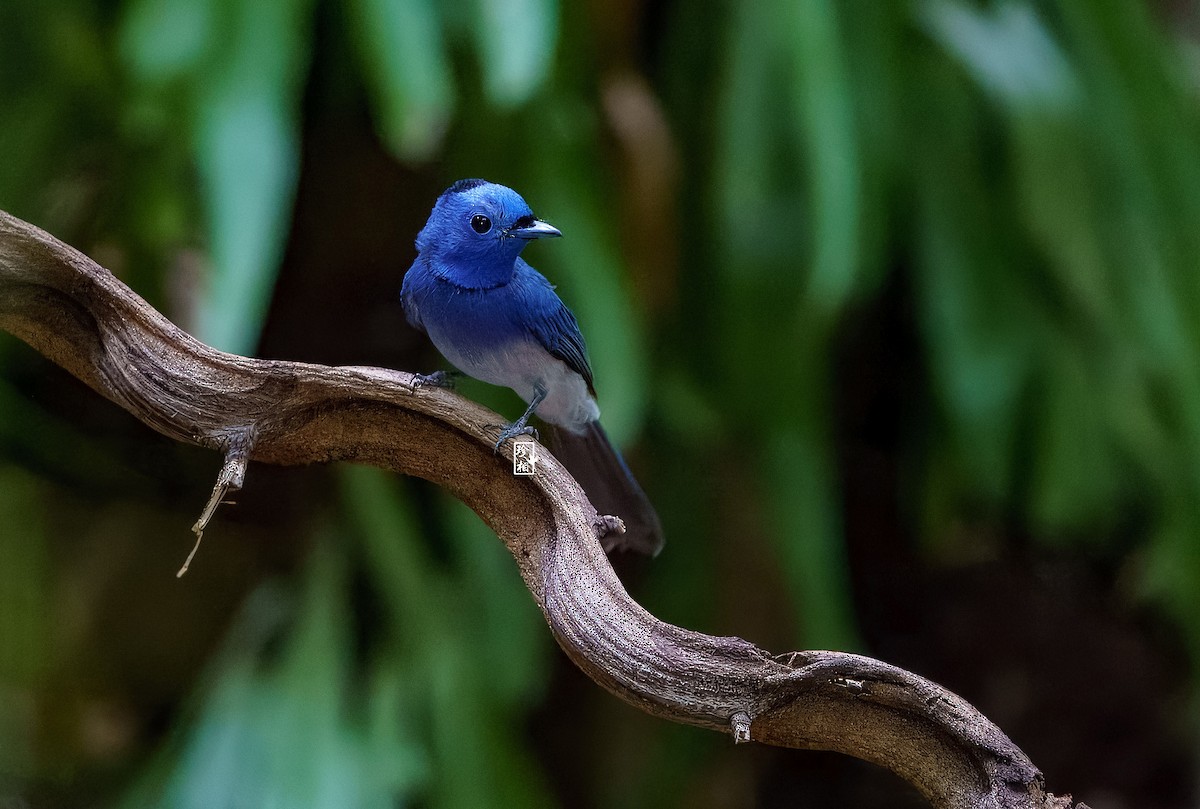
(431, 333, 599, 431)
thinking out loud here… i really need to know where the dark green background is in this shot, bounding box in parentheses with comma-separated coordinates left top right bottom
(1, 0, 1197, 806)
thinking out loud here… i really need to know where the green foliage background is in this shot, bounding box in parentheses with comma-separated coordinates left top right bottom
(2, 0, 1198, 806)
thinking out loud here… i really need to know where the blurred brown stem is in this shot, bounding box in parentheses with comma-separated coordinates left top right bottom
(0, 211, 1085, 809)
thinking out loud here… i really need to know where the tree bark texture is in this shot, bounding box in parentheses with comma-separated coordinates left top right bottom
(0, 210, 1086, 809)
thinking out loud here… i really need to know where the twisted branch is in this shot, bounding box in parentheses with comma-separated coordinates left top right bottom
(0, 210, 1084, 809)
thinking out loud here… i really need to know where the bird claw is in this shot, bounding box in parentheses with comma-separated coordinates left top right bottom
(594, 514, 625, 537)
(413, 370, 457, 390)
(493, 422, 539, 453)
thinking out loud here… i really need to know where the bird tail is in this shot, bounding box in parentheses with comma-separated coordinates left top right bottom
(548, 423, 664, 556)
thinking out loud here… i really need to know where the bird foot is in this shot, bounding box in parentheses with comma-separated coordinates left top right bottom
(594, 514, 626, 538)
(493, 421, 539, 453)
(413, 370, 458, 389)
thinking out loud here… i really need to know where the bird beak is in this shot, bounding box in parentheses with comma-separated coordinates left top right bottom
(509, 219, 562, 239)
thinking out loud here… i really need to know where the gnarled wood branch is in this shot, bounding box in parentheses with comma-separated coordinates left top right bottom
(0, 210, 1084, 809)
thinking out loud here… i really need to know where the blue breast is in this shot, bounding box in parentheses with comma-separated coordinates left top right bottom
(403, 259, 527, 376)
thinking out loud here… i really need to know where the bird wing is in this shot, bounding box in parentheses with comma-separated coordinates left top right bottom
(516, 262, 596, 396)
(399, 260, 427, 332)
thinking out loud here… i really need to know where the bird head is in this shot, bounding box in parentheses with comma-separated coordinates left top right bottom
(416, 179, 561, 288)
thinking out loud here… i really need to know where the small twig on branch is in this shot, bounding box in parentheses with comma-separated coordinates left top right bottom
(0, 210, 1086, 809)
(180, 431, 253, 576)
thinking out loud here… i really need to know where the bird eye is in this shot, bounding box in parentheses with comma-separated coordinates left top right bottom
(470, 214, 492, 234)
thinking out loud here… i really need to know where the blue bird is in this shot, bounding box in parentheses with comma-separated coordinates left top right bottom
(401, 179, 663, 556)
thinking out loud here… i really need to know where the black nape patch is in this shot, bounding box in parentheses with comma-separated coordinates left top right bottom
(442, 178, 489, 198)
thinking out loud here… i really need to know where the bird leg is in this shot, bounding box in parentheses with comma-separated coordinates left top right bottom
(494, 387, 546, 452)
(413, 369, 460, 389)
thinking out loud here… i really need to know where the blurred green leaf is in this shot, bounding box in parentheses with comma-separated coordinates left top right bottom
(1029, 346, 1118, 533)
(468, 0, 559, 108)
(906, 45, 1035, 500)
(120, 0, 217, 82)
(786, 0, 861, 319)
(122, 545, 427, 809)
(192, 0, 314, 354)
(923, 0, 1080, 112)
(339, 467, 554, 809)
(714, 0, 864, 649)
(440, 498, 547, 705)
(765, 415, 860, 650)
(348, 0, 454, 160)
